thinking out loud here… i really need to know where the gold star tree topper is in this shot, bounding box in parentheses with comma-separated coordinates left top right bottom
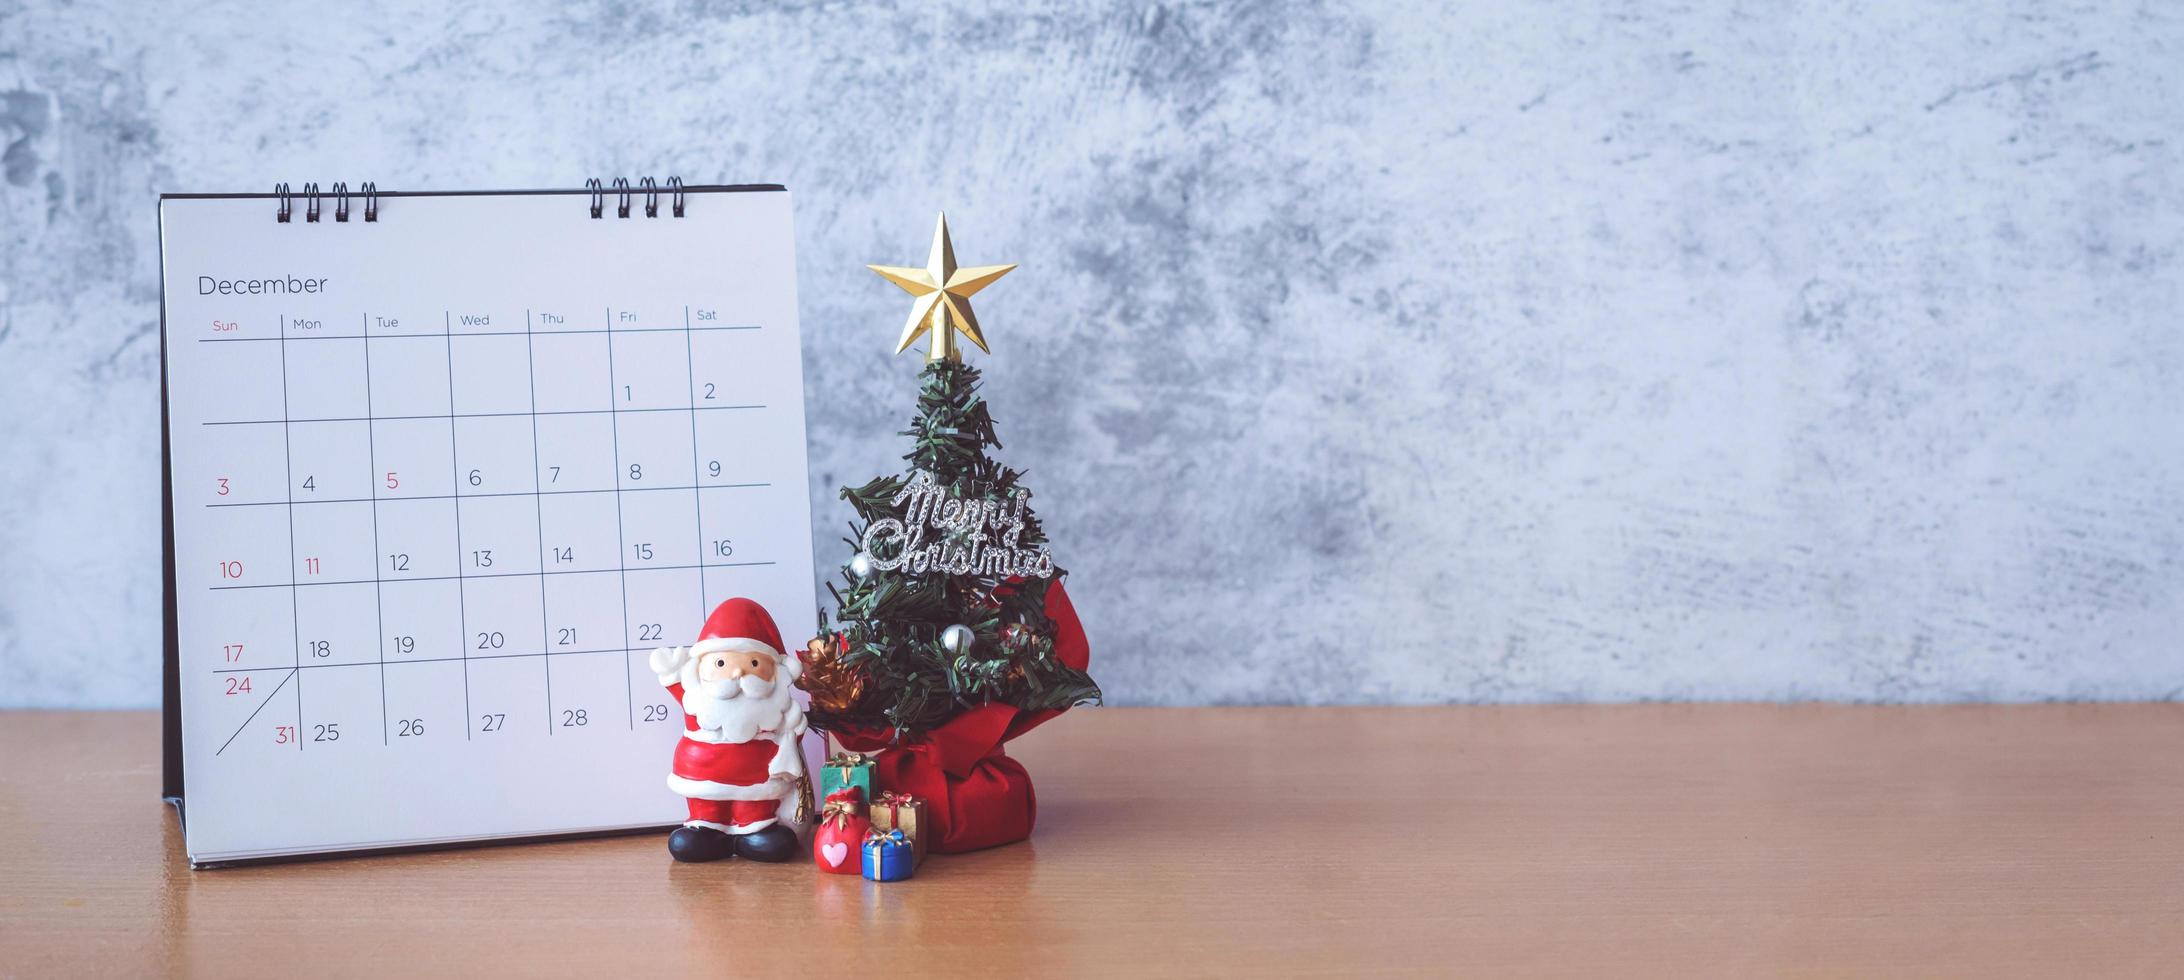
(868, 213, 1016, 362)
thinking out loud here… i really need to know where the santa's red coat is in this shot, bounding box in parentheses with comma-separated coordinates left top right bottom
(662, 682, 794, 801)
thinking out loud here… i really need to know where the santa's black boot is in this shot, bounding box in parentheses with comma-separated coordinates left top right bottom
(668, 825, 736, 863)
(731, 824, 799, 862)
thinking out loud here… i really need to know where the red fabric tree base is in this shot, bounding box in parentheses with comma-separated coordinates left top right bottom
(828, 580, 1091, 853)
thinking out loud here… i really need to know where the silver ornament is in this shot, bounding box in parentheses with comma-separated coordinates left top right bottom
(939, 624, 975, 655)
(847, 552, 876, 579)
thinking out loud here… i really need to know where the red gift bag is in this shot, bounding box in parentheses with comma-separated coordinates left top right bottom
(810, 789, 869, 874)
(830, 580, 1091, 854)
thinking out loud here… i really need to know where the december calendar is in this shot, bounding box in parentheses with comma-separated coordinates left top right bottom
(158, 182, 821, 865)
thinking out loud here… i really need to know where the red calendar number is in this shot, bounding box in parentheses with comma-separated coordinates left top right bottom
(385, 471, 400, 490)
(274, 726, 294, 745)
(218, 560, 243, 580)
(215, 477, 230, 496)
(303, 557, 320, 575)
(224, 676, 251, 695)
(222, 643, 243, 662)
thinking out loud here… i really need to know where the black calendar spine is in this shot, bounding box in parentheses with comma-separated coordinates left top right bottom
(159, 198, 185, 807)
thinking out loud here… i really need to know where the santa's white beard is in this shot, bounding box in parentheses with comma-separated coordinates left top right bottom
(681, 670, 794, 743)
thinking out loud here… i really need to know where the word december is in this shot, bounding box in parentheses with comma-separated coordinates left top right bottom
(198, 275, 329, 296)
(859, 473, 1056, 579)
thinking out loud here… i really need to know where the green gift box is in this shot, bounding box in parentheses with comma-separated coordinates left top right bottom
(819, 751, 874, 803)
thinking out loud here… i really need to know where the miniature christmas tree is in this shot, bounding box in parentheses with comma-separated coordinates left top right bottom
(800, 214, 1100, 739)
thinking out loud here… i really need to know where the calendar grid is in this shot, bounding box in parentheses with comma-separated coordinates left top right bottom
(604, 307, 635, 729)
(443, 311, 474, 741)
(200, 304, 786, 757)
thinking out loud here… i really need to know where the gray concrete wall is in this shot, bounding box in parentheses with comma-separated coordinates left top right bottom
(3, 2, 2180, 708)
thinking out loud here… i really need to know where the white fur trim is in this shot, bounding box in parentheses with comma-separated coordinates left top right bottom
(767, 720, 808, 779)
(666, 773, 794, 802)
(680, 725, 794, 745)
(683, 818, 778, 834)
(691, 636, 781, 659)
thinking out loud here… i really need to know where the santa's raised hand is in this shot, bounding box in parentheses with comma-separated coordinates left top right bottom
(647, 644, 690, 682)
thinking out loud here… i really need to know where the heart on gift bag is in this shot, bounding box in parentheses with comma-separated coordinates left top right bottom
(821, 842, 849, 867)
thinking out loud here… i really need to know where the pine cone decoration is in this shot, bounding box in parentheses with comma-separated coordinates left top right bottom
(798, 634, 867, 717)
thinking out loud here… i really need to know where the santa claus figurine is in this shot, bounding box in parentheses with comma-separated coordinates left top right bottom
(646, 597, 810, 863)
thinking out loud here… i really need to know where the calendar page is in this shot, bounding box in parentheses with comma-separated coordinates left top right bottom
(158, 186, 820, 865)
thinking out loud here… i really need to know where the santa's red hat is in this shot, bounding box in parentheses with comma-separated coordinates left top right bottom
(689, 598, 798, 681)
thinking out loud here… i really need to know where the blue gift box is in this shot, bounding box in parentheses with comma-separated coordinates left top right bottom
(862, 828, 914, 882)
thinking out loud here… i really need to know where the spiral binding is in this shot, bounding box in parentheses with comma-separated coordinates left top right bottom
(586, 176, 686, 219)
(273, 178, 687, 221)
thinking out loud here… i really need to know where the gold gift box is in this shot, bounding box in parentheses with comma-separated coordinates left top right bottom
(868, 791, 929, 865)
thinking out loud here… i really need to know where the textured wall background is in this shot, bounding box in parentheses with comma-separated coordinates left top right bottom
(2, 2, 2180, 708)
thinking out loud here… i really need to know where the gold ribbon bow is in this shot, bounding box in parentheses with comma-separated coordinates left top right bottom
(819, 793, 863, 830)
(870, 790, 917, 818)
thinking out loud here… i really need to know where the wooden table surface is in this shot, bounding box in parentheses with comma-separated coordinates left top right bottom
(1, 706, 2180, 977)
